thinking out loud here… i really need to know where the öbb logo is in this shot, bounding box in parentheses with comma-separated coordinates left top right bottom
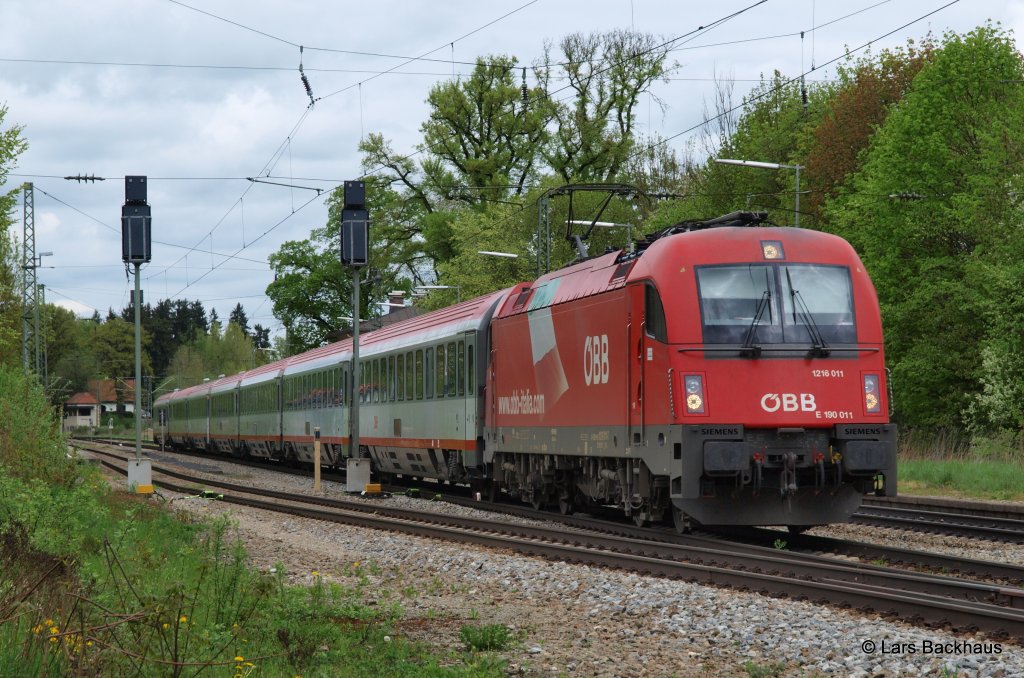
(760, 393, 817, 413)
(583, 335, 609, 386)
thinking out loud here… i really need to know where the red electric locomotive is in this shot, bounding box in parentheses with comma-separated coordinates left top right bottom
(485, 211, 896, 530)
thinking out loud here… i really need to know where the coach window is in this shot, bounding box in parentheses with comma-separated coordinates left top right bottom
(447, 341, 458, 397)
(457, 340, 466, 397)
(467, 343, 475, 395)
(341, 365, 349, 405)
(372, 359, 380, 403)
(425, 347, 434, 399)
(396, 354, 405, 402)
(415, 350, 424, 400)
(645, 283, 668, 343)
(436, 344, 446, 397)
(405, 351, 414, 401)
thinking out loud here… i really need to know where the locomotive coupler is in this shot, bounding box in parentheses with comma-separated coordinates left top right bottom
(780, 451, 798, 496)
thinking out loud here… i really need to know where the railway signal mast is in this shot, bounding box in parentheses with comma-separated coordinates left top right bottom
(122, 176, 153, 494)
(341, 180, 371, 492)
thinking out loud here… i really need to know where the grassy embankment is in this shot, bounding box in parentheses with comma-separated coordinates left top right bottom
(896, 429, 1024, 501)
(0, 366, 508, 676)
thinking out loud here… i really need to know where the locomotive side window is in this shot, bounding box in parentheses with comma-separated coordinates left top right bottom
(644, 283, 668, 342)
(467, 343, 475, 394)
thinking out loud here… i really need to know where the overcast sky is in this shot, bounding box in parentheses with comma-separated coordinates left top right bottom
(2, 0, 1020, 331)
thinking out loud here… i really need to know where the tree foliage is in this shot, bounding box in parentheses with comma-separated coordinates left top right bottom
(0, 105, 28, 366)
(539, 30, 676, 183)
(824, 25, 1024, 428)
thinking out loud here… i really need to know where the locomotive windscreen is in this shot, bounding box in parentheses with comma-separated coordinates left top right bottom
(696, 263, 856, 345)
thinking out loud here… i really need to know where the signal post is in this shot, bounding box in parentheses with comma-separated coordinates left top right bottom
(122, 176, 154, 494)
(341, 181, 372, 492)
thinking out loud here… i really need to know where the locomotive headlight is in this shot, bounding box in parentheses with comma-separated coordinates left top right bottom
(683, 375, 706, 414)
(863, 374, 881, 414)
(761, 240, 785, 260)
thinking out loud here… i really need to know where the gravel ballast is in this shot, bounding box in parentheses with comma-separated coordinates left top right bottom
(102, 448, 1024, 676)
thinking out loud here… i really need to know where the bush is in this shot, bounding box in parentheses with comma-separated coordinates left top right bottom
(0, 366, 75, 486)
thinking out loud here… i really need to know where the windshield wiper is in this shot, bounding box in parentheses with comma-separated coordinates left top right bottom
(786, 268, 831, 357)
(741, 289, 771, 357)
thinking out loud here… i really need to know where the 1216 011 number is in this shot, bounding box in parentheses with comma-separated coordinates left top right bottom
(812, 369, 845, 378)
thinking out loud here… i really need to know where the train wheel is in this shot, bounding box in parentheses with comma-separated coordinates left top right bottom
(557, 491, 574, 516)
(672, 507, 691, 534)
(633, 513, 648, 528)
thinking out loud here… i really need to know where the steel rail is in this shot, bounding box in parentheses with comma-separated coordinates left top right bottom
(73, 439, 1024, 581)
(83, 444, 1024, 641)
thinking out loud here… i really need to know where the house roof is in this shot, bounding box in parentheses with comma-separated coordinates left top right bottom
(87, 379, 135, 403)
(66, 392, 99, 406)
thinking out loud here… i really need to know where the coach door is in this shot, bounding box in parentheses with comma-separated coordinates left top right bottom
(627, 284, 646, 446)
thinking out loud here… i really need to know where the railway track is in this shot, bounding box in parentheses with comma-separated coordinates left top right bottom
(82, 438, 1024, 544)
(858, 496, 1024, 542)
(78, 442, 1024, 641)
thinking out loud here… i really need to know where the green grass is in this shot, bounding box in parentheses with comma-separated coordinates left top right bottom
(897, 458, 1024, 501)
(459, 623, 513, 652)
(896, 428, 1024, 500)
(0, 366, 505, 677)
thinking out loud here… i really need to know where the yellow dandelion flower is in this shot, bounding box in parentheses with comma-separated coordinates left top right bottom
(32, 624, 43, 635)
(50, 628, 60, 635)
(245, 662, 254, 667)
(235, 655, 244, 662)
(49, 637, 57, 644)
(44, 619, 53, 626)
(312, 570, 320, 576)
(179, 615, 188, 623)
(162, 623, 169, 629)
(86, 641, 93, 647)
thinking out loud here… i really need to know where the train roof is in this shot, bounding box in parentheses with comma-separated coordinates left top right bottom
(494, 249, 628, 318)
(156, 288, 514, 398)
